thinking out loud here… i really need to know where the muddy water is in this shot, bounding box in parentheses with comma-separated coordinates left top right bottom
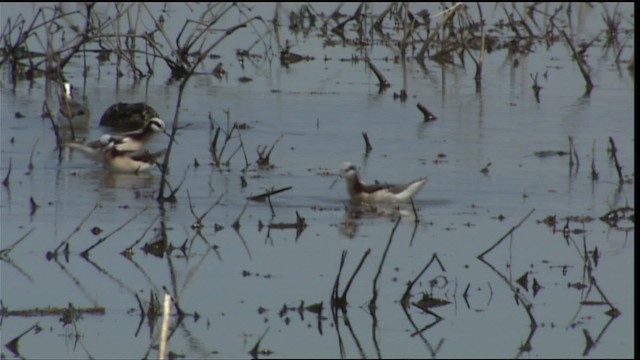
(1, 3, 634, 359)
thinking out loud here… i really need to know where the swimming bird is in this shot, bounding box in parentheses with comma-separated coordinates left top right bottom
(107, 117, 170, 152)
(102, 138, 166, 174)
(61, 116, 167, 159)
(99, 102, 160, 130)
(61, 134, 115, 163)
(339, 162, 427, 204)
(57, 82, 90, 122)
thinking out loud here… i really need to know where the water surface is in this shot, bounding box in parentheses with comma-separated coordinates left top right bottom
(1, 2, 634, 359)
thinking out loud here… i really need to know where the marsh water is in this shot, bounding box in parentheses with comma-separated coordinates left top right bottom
(0, 3, 635, 359)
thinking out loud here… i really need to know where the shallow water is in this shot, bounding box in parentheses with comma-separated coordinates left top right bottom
(1, 2, 635, 359)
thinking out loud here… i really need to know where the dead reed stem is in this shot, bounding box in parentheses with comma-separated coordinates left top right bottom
(400, 253, 445, 308)
(232, 199, 250, 230)
(121, 214, 160, 256)
(608, 137, 624, 184)
(340, 249, 371, 303)
(477, 208, 535, 259)
(365, 58, 390, 88)
(187, 191, 224, 231)
(249, 326, 270, 359)
(0, 228, 35, 257)
(369, 217, 401, 313)
(50, 202, 99, 255)
(568, 136, 579, 171)
(235, 124, 251, 169)
(331, 249, 371, 310)
(560, 29, 594, 93)
(81, 206, 149, 257)
(2, 158, 11, 187)
(247, 186, 292, 202)
(257, 134, 284, 168)
(416, 102, 437, 121)
(27, 138, 39, 172)
(590, 139, 599, 180)
(361, 132, 373, 153)
(530, 72, 542, 103)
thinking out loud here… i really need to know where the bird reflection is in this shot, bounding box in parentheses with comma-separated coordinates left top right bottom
(338, 202, 417, 238)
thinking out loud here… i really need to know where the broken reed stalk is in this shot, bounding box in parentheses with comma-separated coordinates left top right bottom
(560, 29, 594, 93)
(477, 208, 535, 259)
(478, 247, 538, 333)
(232, 199, 250, 230)
(187, 191, 224, 230)
(530, 72, 542, 103)
(331, 250, 347, 305)
(361, 132, 373, 153)
(210, 127, 222, 165)
(257, 134, 284, 167)
(400, 253, 445, 308)
(267, 211, 306, 230)
(608, 137, 624, 184)
(591, 139, 599, 180)
(235, 123, 250, 169)
(160, 165, 190, 203)
(267, 194, 275, 217)
(1, 304, 105, 318)
(0, 228, 35, 257)
(249, 326, 270, 359)
(29, 196, 40, 216)
(365, 58, 390, 88)
(27, 138, 39, 172)
(340, 248, 371, 302)
(369, 217, 401, 313)
(589, 276, 620, 315)
(331, 249, 372, 309)
(50, 202, 99, 255)
(29, 196, 39, 216)
(465, 3, 486, 88)
(81, 206, 149, 257)
(158, 292, 171, 360)
(121, 214, 159, 256)
(224, 143, 243, 166)
(568, 136, 579, 170)
(4, 322, 40, 355)
(160, 285, 185, 316)
(416, 102, 437, 121)
(2, 158, 11, 187)
(211, 113, 236, 167)
(247, 186, 292, 202)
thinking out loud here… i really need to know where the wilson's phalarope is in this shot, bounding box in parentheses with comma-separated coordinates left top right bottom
(102, 138, 166, 174)
(108, 117, 170, 152)
(99, 102, 160, 130)
(62, 134, 115, 163)
(340, 162, 427, 204)
(57, 82, 90, 121)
